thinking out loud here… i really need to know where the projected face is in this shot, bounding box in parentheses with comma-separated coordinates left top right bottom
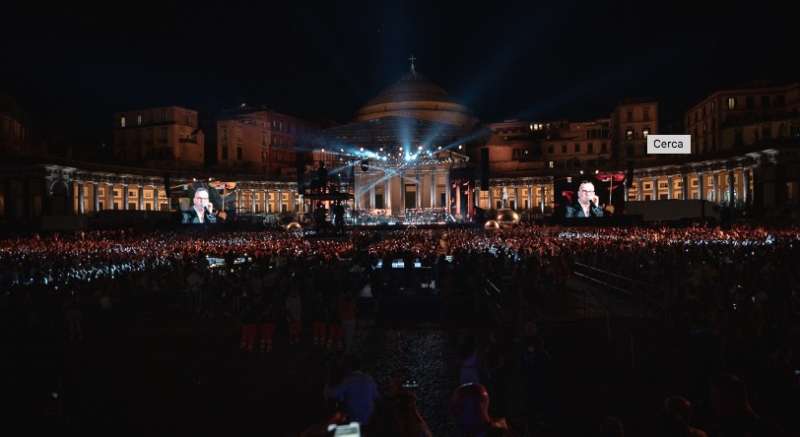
(193, 188, 210, 211)
(578, 182, 595, 205)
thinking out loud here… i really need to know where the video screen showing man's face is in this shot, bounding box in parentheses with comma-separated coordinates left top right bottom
(182, 185, 221, 225)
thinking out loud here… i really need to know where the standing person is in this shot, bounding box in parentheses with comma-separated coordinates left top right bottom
(239, 300, 260, 353)
(327, 295, 344, 351)
(259, 298, 277, 353)
(338, 293, 357, 353)
(285, 287, 303, 345)
(310, 291, 328, 347)
(324, 355, 380, 426)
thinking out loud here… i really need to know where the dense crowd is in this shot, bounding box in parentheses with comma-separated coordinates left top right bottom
(2, 224, 799, 436)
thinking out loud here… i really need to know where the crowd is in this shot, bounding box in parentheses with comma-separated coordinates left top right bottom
(2, 224, 799, 436)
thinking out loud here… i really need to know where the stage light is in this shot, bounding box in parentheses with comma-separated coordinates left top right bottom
(379, 147, 383, 151)
(437, 146, 442, 150)
(321, 148, 325, 153)
(360, 147, 364, 152)
(595, 169, 599, 174)
(458, 144, 463, 150)
(418, 145, 422, 150)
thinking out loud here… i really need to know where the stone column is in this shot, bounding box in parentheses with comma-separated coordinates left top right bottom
(106, 183, 114, 210)
(455, 183, 461, 216)
(698, 172, 706, 201)
(137, 185, 144, 211)
(539, 185, 545, 211)
(666, 176, 673, 200)
(528, 186, 534, 209)
(488, 186, 494, 210)
(501, 186, 508, 208)
(445, 171, 451, 213)
(122, 184, 129, 210)
(415, 170, 422, 209)
(385, 176, 392, 212)
(76, 182, 85, 214)
(277, 189, 283, 213)
(430, 172, 436, 208)
(262, 190, 268, 213)
(92, 182, 100, 212)
(682, 174, 689, 200)
(742, 167, 750, 205)
(636, 178, 643, 201)
(251, 189, 257, 213)
(711, 172, 718, 203)
(727, 169, 735, 205)
(369, 184, 376, 210)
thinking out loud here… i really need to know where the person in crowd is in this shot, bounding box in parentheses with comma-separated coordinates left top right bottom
(338, 292, 357, 353)
(324, 355, 380, 426)
(709, 373, 784, 437)
(286, 287, 303, 345)
(367, 391, 432, 437)
(449, 382, 513, 437)
(658, 395, 708, 437)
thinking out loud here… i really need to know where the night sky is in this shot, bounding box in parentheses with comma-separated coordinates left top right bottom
(2, 1, 797, 148)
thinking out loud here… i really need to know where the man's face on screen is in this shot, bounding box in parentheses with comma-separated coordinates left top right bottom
(194, 190, 209, 210)
(578, 183, 595, 204)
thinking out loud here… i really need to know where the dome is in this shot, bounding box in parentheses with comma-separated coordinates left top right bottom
(355, 70, 477, 128)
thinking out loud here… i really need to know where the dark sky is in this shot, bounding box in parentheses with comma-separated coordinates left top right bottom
(2, 0, 797, 145)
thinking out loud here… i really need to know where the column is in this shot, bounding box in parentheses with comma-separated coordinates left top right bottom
(501, 186, 508, 208)
(636, 178, 643, 201)
(742, 167, 750, 205)
(698, 172, 706, 201)
(666, 176, 673, 200)
(539, 185, 545, 211)
(251, 190, 257, 213)
(122, 184, 129, 210)
(92, 182, 100, 212)
(711, 172, 718, 203)
(287, 191, 294, 212)
(445, 171, 451, 213)
(528, 186, 534, 209)
(154, 186, 161, 211)
(262, 190, 268, 213)
(75, 182, 84, 214)
(727, 169, 735, 205)
(682, 174, 689, 200)
(137, 185, 144, 211)
(354, 175, 360, 210)
(430, 172, 436, 208)
(385, 177, 392, 213)
(488, 186, 494, 210)
(369, 183, 376, 210)
(455, 184, 461, 216)
(415, 170, 422, 209)
(277, 189, 283, 213)
(106, 183, 114, 210)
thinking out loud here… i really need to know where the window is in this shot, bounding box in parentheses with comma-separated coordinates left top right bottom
(601, 143, 607, 153)
(775, 95, 786, 106)
(727, 97, 736, 110)
(548, 161, 554, 168)
(644, 108, 650, 121)
(120, 116, 126, 128)
(761, 96, 770, 108)
(547, 145, 554, 154)
(574, 143, 581, 153)
(222, 146, 228, 160)
(561, 144, 567, 154)
(627, 110, 633, 122)
(137, 114, 142, 125)
(236, 147, 243, 160)
(159, 127, 168, 144)
(587, 143, 594, 153)
(626, 129, 633, 140)
(746, 96, 754, 110)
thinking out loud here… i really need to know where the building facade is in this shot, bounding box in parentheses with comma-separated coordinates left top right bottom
(216, 105, 318, 178)
(112, 106, 205, 168)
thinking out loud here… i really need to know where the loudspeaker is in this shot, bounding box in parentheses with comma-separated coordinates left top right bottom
(480, 148, 489, 190)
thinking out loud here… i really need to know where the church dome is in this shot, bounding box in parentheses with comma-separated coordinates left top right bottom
(355, 68, 477, 128)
